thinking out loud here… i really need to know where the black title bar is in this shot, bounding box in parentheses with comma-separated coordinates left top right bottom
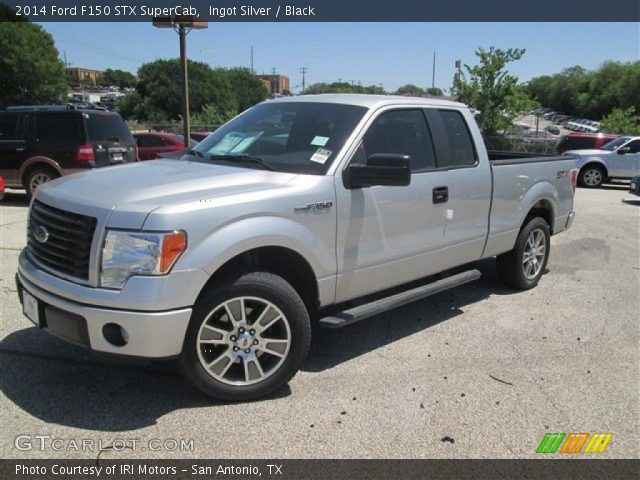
(3, 0, 640, 22)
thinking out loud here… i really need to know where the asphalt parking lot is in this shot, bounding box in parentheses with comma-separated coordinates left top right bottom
(1, 186, 638, 460)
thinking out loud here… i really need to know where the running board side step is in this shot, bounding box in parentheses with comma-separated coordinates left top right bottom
(319, 269, 481, 329)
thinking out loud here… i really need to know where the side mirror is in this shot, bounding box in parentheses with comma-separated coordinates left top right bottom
(344, 154, 411, 189)
(617, 146, 631, 155)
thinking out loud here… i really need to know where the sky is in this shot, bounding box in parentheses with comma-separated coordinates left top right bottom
(41, 22, 640, 92)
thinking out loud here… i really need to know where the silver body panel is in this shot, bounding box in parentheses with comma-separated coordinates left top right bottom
(18, 95, 576, 358)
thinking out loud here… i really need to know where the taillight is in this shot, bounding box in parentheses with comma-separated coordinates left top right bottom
(0, 176, 4, 191)
(570, 169, 579, 192)
(76, 144, 94, 162)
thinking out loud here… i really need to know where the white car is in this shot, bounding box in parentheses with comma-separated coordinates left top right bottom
(567, 136, 640, 187)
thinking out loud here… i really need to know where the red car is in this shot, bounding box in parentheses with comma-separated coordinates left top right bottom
(0, 176, 4, 201)
(133, 132, 196, 161)
(190, 131, 212, 142)
(556, 132, 618, 154)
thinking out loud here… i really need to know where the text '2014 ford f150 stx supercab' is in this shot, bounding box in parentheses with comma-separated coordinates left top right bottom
(17, 95, 578, 400)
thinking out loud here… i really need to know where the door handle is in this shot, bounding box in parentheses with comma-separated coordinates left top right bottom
(16, 147, 25, 152)
(433, 186, 449, 204)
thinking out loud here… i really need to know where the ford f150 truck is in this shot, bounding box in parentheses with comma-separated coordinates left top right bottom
(16, 95, 577, 400)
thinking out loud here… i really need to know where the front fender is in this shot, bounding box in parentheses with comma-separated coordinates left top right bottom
(576, 156, 609, 174)
(176, 215, 336, 299)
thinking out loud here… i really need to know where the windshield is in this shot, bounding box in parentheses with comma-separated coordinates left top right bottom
(192, 102, 367, 174)
(601, 136, 629, 151)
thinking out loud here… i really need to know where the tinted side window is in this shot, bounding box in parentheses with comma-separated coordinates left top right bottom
(0, 114, 20, 141)
(85, 113, 134, 142)
(363, 110, 435, 171)
(436, 110, 476, 167)
(626, 140, 640, 153)
(565, 137, 595, 150)
(136, 135, 165, 147)
(36, 113, 82, 143)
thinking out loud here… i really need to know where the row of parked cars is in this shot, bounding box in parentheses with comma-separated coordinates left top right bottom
(0, 104, 211, 197)
(534, 108, 601, 133)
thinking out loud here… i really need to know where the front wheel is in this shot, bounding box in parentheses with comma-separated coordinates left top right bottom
(180, 272, 311, 401)
(496, 217, 550, 290)
(579, 165, 605, 188)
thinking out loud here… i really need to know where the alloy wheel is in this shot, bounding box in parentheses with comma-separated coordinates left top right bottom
(196, 296, 291, 386)
(522, 228, 546, 279)
(583, 169, 602, 187)
(29, 172, 51, 195)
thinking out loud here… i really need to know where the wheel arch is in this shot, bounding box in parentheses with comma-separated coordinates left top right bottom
(579, 160, 609, 178)
(19, 157, 62, 187)
(196, 246, 320, 313)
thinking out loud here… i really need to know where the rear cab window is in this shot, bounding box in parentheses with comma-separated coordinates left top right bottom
(424, 109, 478, 168)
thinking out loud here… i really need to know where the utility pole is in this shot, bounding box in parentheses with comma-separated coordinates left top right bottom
(432, 51, 436, 89)
(300, 67, 307, 92)
(271, 67, 277, 93)
(250, 46, 254, 74)
(153, 16, 208, 147)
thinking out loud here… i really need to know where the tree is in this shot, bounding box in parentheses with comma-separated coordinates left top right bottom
(0, 20, 67, 107)
(394, 84, 425, 97)
(425, 87, 444, 96)
(600, 107, 640, 136)
(525, 61, 640, 120)
(302, 81, 386, 95)
(455, 47, 527, 134)
(133, 58, 237, 121)
(218, 67, 268, 112)
(98, 69, 137, 90)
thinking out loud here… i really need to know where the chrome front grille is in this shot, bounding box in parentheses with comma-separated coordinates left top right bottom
(27, 200, 97, 281)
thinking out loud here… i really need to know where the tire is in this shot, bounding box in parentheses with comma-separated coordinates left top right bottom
(180, 272, 311, 401)
(496, 217, 551, 290)
(25, 166, 59, 199)
(579, 165, 605, 188)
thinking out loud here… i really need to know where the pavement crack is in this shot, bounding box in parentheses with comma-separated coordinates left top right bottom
(488, 374, 514, 386)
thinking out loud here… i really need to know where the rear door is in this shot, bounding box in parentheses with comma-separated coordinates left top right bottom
(423, 108, 492, 265)
(84, 112, 136, 166)
(0, 112, 25, 185)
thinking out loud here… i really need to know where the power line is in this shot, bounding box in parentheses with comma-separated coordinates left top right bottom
(48, 29, 144, 66)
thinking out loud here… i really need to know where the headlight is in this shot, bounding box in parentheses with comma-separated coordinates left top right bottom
(100, 230, 187, 289)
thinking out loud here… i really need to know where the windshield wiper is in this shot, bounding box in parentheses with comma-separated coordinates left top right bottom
(188, 149, 205, 158)
(208, 154, 275, 171)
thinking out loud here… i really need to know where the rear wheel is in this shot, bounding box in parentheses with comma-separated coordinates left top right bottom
(180, 272, 311, 401)
(25, 167, 59, 199)
(497, 217, 550, 290)
(579, 165, 605, 188)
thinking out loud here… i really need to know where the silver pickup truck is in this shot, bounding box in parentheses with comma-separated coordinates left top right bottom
(16, 95, 577, 400)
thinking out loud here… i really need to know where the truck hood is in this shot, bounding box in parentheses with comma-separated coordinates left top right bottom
(566, 149, 612, 156)
(37, 160, 297, 229)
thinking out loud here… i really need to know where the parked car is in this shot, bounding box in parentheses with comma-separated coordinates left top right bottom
(566, 136, 640, 187)
(545, 125, 561, 135)
(133, 132, 197, 161)
(0, 176, 4, 201)
(629, 174, 640, 197)
(16, 95, 577, 400)
(190, 131, 213, 142)
(0, 105, 136, 198)
(556, 133, 619, 154)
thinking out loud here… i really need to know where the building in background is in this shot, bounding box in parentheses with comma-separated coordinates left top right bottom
(66, 67, 103, 86)
(259, 74, 290, 94)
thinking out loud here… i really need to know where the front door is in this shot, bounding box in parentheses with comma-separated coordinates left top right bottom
(334, 108, 450, 302)
(0, 112, 26, 186)
(613, 139, 640, 178)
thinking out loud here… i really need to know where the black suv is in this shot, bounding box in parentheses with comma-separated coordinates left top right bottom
(0, 105, 136, 197)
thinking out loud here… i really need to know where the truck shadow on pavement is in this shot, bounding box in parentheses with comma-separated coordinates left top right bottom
(0, 260, 514, 432)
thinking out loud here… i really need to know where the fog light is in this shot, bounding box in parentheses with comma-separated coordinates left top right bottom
(102, 323, 129, 347)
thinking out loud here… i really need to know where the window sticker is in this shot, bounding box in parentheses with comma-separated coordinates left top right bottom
(310, 148, 332, 164)
(310, 135, 330, 147)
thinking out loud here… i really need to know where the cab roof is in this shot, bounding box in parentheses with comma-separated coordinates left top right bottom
(268, 94, 466, 110)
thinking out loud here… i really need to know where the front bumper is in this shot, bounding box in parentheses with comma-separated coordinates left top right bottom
(16, 271, 192, 358)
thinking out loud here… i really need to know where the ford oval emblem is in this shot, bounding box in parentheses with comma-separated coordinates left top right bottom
(34, 225, 49, 244)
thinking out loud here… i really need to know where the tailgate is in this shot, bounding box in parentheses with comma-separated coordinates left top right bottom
(84, 112, 136, 167)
